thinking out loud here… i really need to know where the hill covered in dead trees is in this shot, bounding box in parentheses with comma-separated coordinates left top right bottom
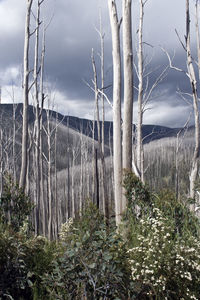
(0, 102, 198, 234)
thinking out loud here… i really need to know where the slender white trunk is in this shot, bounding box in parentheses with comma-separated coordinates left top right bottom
(79, 129, 83, 216)
(20, 0, 33, 189)
(40, 27, 46, 236)
(122, 0, 133, 172)
(136, 0, 144, 182)
(54, 112, 58, 239)
(12, 103, 17, 184)
(72, 148, 76, 219)
(46, 108, 52, 239)
(108, 0, 122, 225)
(33, 0, 41, 235)
(186, 0, 200, 198)
(122, 0, 133, 213)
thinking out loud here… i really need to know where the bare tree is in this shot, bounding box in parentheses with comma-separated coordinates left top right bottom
(39, 27, 46, 236)
(95, 13, 109, 222)
(33, 0, 45, 235)
(122, 0, 133, 175)
(108, 0, 122, 226)
(19, 0, 33, 189)
(136, 0, 144, 182)
(162, 0, 199, 199)
(122, 0, 133, 214)
(186, 0, 199, 199)
(91, 49, 109, 221)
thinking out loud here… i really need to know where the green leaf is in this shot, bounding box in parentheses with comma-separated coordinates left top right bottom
(88, 263, 96, 269)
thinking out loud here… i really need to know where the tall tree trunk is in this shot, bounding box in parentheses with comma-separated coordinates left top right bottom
(79, 128, 83, 216)
(33, 0, 42, 235)
(40, 27, 46, 236)
(108, 0, 122, 226)
(66, 117, 71, 219)
(136, 0, 144, 182)
(122, 0, 134, 213)
(54, 112, 58, 239)
(46, 108, 53, 239)
(19, 0, 33, 189)
(186, 0, 200, 199)
(72, 148, 76, 219)
(12, 102, 17, 184)
(122, 0, 133, 172)
(91, 49, 109, 220)
(92, 111, 96, 204)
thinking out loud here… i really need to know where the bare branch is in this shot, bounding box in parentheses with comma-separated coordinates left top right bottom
(175, 28, 187, 52)
(176, 88, 193, 106)
(161, 47, 189, 77)
(97, 89, 113, 109)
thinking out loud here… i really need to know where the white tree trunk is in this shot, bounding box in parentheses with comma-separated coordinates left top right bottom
(186, 0, 200, 199)
(108, 0, 122, 226)
(122, 0, 133, 172)
(33, 0, 41, 235)
(40, 28, 46, 236)
(19, 0, 33, 189)
(136, 0, 144, 182)
(122, 0, 134, 212)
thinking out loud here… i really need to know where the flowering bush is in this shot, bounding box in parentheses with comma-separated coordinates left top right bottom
(59, 218, 73, 241)
(128, 206, 200, 299)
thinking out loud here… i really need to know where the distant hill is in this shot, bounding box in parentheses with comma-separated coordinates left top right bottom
(0, 103, 186, 145)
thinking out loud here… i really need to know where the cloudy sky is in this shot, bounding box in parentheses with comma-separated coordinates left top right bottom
(0, 0, 198, 127)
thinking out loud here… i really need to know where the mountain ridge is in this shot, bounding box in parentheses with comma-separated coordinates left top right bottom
(0, 103, 188, 144)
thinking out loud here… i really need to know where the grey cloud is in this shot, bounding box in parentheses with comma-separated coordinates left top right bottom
(0, 0, 199, 127)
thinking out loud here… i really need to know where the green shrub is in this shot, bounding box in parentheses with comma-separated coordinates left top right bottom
(0, 226, 56, 300)
(123, 170, 151, 213)
(0, 229, 31, 299)
(44, 203, 132, 299)
(155, 189, 200, 237)
(0, 176, 33, 232)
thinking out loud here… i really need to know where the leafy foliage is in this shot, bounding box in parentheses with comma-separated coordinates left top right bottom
(0, 172, 199, 299)
(123, 171, 200, 299)
(0, 176, 33, 232)
(44, 203, 132, 299)
(0, 228, 30, 299)
(0, 228, 56, 300)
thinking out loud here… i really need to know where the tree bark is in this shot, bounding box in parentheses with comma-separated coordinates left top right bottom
(122, 0, 134, 213)
(19, 0, 33, 189)
(122, 0, 133, 172)
(108, 0, 122, 226)
(136, 0, 144, 183)
(186, 0, 200, 199)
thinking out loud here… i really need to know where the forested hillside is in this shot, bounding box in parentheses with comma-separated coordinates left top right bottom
(0, 0, 200, 299)
(1, 102, 196, 231)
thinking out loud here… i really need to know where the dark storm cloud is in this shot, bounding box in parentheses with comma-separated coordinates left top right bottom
(40, 0, 110, 99)
(0, 0, 198, 127)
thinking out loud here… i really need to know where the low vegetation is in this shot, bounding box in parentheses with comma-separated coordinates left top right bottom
(0, 173, 199, 299)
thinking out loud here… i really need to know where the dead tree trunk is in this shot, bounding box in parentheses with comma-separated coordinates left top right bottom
(33, 0, 42, 235)
(20, 0, 33, 189)
(40, 28, 46, 236)
(122, 0, 134, 213)
(91, 49, 109, 220)
(96, 13, 109, 222)
(136, 0, 144, 182)
(186, 0, 200, 199)
(108, 0, 122, 226)
(122, 0, 133, 173)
